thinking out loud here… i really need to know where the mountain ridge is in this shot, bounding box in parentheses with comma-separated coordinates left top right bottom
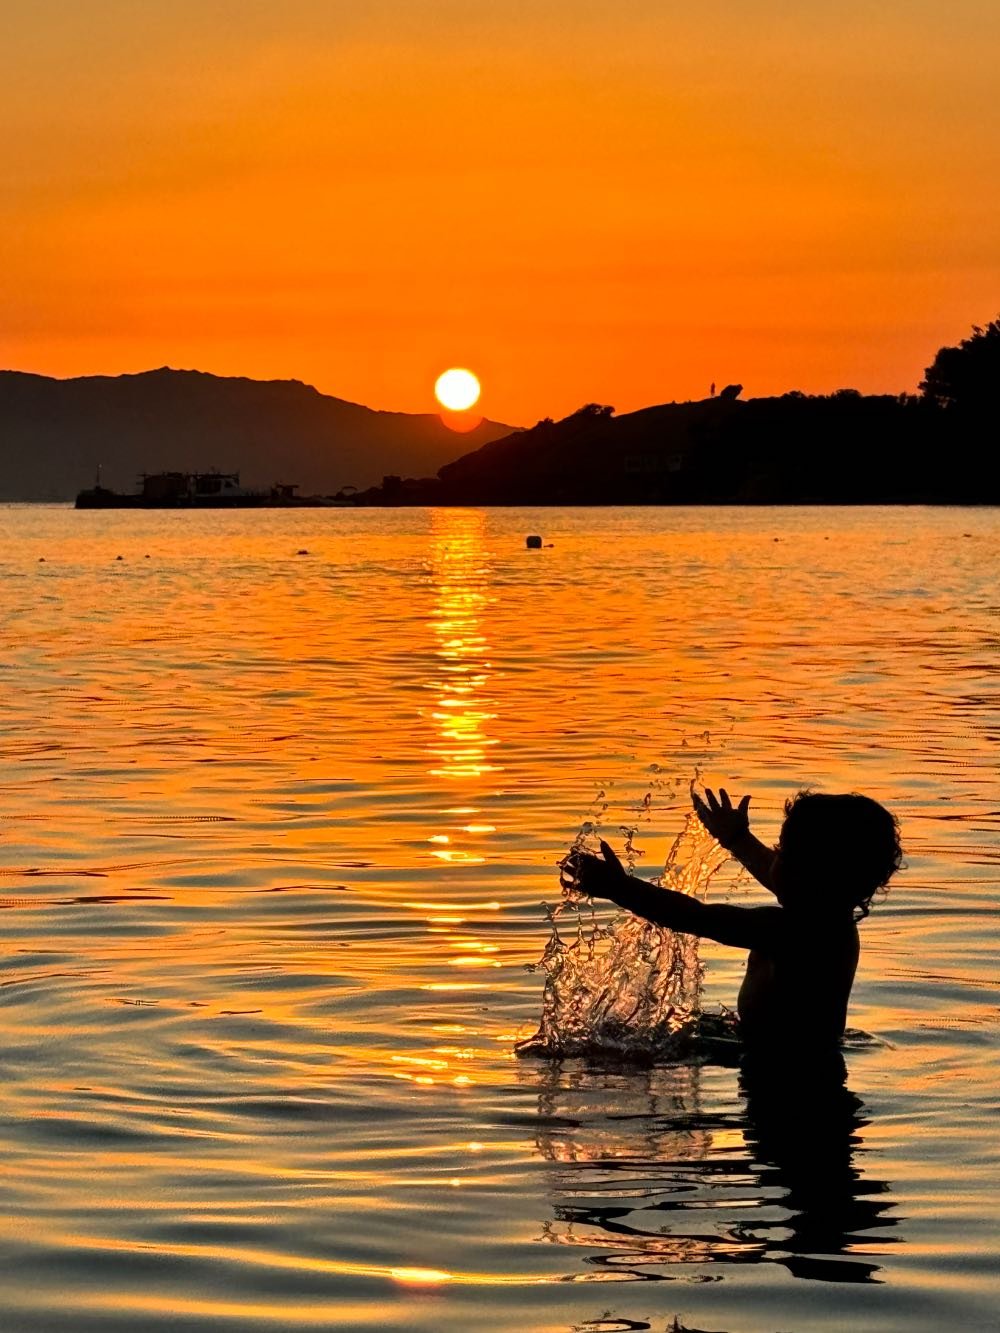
(0, 366, 519, 500)
(354, 389, 994, 505)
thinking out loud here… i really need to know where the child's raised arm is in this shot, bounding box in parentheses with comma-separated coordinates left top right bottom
(566, 841, 782, 953)
(693, 787, 778, 893)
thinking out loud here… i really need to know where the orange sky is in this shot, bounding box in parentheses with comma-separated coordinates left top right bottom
(3, 1, 999, 424)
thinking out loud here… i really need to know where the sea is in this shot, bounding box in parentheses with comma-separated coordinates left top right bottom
(0, 503, 997, 1332)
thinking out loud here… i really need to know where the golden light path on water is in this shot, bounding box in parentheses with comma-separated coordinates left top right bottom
(0, 504, 997, 1332)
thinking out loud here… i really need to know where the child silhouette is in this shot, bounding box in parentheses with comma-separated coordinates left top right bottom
(567, 787, 902, 1055)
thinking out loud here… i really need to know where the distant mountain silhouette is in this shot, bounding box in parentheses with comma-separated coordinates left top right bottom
(356, 386, 994, 505)
(0, 367, 519, 500)
(6, 315, 996, 505)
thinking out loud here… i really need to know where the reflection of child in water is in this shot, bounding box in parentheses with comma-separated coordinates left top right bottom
(569, 787, 902, 1055)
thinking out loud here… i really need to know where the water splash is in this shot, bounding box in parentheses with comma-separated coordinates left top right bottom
(517, 804, 734, 1061)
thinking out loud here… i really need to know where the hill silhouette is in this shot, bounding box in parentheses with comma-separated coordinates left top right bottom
(357, 387, 993, 505)
(0, 367, 518, 500)
(354, 391, 954, 506)
(5, 318, 996, 505)
(352, 318, 1000, 505)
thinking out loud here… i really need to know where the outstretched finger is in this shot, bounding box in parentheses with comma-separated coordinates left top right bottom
(705, 788, 720, 812)
(719, 788, 733, 811)
(599, 840, 624, 874)
(692, 793, 711, 830)
(738, 794, 751, 815)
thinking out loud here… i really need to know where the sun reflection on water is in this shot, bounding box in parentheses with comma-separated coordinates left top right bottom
(389, 1266, 453, 1285)
(425, 509, 501, 785)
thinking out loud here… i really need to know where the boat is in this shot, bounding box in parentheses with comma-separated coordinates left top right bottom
(75, 470, 352, 509)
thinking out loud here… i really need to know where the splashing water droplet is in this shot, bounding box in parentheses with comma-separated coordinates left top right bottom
(517, 809, 732, 1061)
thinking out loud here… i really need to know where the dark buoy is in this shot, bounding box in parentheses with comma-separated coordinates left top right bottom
(526, 535, 542, 550)
(296, 549, 309, 556)
(38, 557, 45, 563)
(116, 555, 124, 561)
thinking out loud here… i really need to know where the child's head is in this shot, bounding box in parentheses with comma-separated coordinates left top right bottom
(775, 791, 902, 918)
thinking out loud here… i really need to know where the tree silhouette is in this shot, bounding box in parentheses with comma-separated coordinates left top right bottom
(570, 402, 615, 418)
(919, 318, 1000, 411)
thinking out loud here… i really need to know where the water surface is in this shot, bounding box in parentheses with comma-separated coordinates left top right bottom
(0, 504, 997, 1331)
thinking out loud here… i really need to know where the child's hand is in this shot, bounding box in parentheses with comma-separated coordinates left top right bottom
(561, 840, 631, 903)
(693, 787, 751, 850)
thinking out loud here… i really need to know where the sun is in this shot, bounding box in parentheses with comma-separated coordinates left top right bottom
(435, 368, 481, 413)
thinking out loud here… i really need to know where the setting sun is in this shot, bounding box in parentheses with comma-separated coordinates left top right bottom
(435, 368, 481, 413)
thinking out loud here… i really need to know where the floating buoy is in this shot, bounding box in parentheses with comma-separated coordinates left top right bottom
(296, 549, 309, 556)
(116, 555, 124, 561)
(38, 557, 45, 563)
(525, 535, 542, 549)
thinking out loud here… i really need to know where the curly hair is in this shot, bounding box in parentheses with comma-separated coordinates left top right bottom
(778, 791, 903, 919)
